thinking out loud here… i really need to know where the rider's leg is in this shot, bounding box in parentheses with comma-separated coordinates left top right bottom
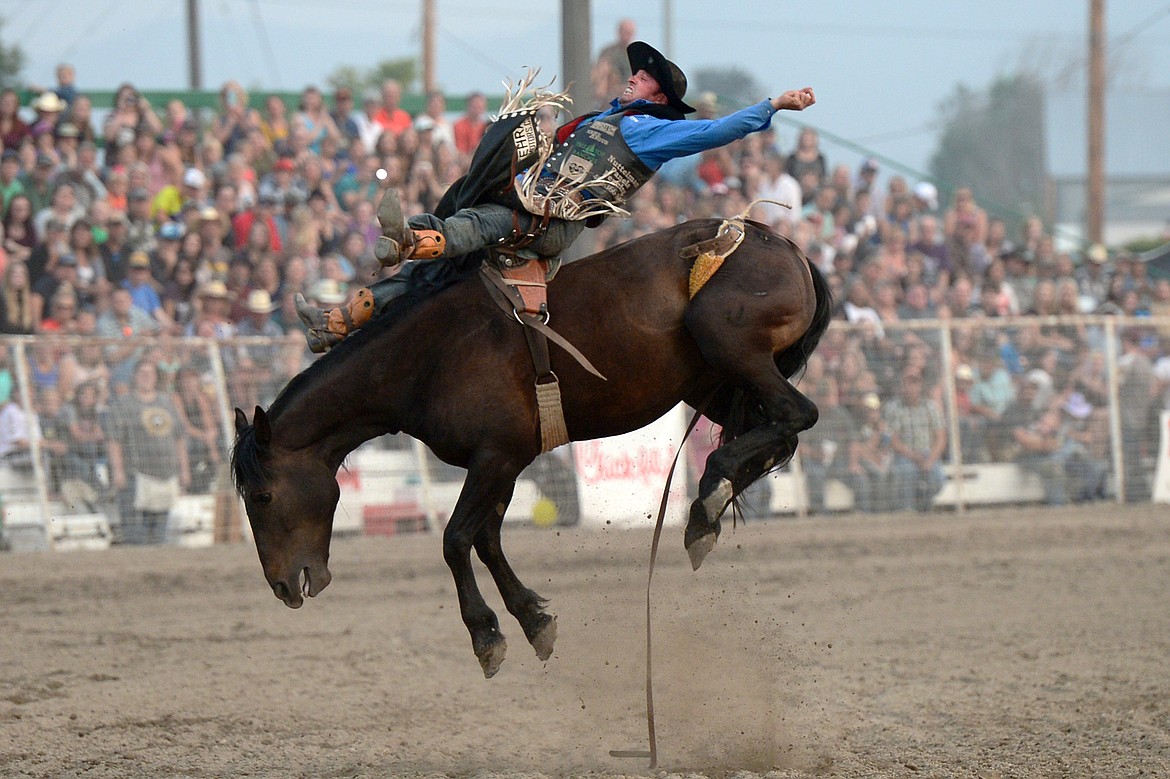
(295, 286, 377, 354)
(407, 206, 585, 260)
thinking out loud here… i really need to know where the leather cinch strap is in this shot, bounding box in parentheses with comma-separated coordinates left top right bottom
(480, 266, 606, 453)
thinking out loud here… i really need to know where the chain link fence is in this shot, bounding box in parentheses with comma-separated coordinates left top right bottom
(2, 315, 1167, 550)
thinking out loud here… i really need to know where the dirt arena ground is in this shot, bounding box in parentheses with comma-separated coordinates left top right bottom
(2, 503, 1169, 778)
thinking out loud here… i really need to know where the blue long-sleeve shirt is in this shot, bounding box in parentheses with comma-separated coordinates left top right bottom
(586, 98, 778, 170)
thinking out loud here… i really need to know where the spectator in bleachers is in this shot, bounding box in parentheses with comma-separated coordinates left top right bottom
(453, 91, 488, 161)
(19, 152, 55, 215)
(0, 386, 38, 470)
(295, 86, 340, 156)
(800, 378, 855, 515)
(885, 368, 946, 512)
(0, 260, 36, 333)
(103, 83, 163, 162)
(34, 182, 83, 237)
(1005, 388, 1071, 506)
(847, 391, 893, 512)
(230, 191, 281, 253)
(31, 250, 79, 325)
(68, 219, 106, 306)
(0, 88, 29, 150)
(97, 286, 159, 386)
(38, 285, 79, 335)
(60, 379, 109, 508)
(1118, 328, 1155, 502)
(0, 150, 23, 214)
(106, 358, 189, 544)
(592, 18, 637, 108)
(1058, 391, 1109, 502)
(58, 336, 110, 405)
(171, 367, 220, 495)
(35, 384, 69, 496)
(787, 128, 827, 201)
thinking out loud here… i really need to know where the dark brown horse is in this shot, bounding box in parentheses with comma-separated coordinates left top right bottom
(232, 218, 831, 677)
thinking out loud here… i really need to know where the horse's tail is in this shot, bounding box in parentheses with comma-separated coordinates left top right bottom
(715, 255, 833, 447)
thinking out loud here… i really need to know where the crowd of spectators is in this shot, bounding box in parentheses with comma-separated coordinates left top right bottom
(1, 50, 1169, 538)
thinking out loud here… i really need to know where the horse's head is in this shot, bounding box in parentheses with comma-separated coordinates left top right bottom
(232, 406, 337, 608)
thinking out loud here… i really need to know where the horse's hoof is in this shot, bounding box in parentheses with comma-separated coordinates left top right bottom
(531, 615, 557, 661)
(686, 532, 717, 571)
(478, 637, 508, 679)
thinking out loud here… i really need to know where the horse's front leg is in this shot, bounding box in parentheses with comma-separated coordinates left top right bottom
(474, 508, 557, 662)
(443, 453, 522, 678)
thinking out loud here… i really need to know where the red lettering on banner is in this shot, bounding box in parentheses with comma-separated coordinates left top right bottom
(574, 440, 676, 486)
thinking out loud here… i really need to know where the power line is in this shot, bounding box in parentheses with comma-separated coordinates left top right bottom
(248, 0, 283, 88)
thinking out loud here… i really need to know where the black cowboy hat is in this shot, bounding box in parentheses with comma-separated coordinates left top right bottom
(626, 41, 696, 114)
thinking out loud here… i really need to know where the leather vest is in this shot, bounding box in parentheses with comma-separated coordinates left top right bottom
(543, 113, 655, 207)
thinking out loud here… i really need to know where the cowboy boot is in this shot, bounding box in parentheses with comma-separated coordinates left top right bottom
(374, 189, 446, 267)
(295, 287, 376, 353)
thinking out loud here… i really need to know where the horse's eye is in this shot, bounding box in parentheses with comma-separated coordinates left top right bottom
(254, 491, 273, 506)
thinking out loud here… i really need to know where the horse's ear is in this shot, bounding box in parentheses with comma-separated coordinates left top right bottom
(253, 406, 272, 446)
(234, 407, 249, 435)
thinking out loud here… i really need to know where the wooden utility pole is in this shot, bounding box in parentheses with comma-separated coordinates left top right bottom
(1087, 0, 1106, 244)
(186, 0, 202, 90)
(560, 0, 593, 261)
(663, 0, 673, 57)
(561, 0, 591, 112)
(422, 0, 437, 94)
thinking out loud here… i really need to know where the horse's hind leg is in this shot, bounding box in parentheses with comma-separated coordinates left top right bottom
(686, 375, 818, 570)
(443, 451, 524, 678)
(474, 513, 557, 662)
(685, 420, 801, 569)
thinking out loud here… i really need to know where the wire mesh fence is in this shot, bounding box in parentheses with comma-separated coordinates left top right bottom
(1, 314, 1167, 550)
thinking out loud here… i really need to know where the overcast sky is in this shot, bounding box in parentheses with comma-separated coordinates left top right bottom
(2, 0, 1168, 177)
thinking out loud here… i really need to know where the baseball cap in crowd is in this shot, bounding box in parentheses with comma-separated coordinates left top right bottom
(128, 250, 151, 269)
(861, 392, 882, 411)
(955, 364, 975, 382)
(57, 252, 78, 266)
(274, 158, 295, 173)
(129, 187, 150, 201)
(158, 220, 185, 241)
(35, 153, 55, 168)
(860, 157, 880, 173)
(413, 115, 436, 132)
(55, 122, 80, 139)
(258, 191, 278, 206)
(1086, 244, 1108, 264)
(182, 167, 207, 188)
(913, 181, 938, 211)
(199, 206, 220, 222)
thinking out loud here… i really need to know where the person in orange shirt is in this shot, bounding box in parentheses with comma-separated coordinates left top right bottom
(452, 91, 488, 158)
(373, 79, 412, 137)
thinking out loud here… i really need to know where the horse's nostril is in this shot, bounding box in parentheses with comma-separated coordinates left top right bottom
(273, 580, 291, 601)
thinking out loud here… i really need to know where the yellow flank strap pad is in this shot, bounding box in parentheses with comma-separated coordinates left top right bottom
(689, 252, 726, 299)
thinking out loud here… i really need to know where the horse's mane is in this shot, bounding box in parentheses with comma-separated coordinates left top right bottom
(231, 288, 430, 496)
(266, 288, 428, 419)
